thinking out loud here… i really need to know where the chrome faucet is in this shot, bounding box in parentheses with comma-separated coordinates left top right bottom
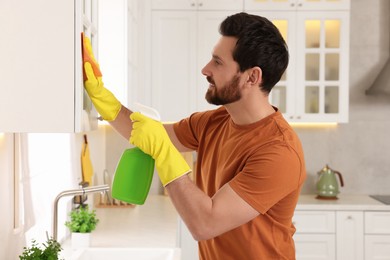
(52, 184, 109, 241)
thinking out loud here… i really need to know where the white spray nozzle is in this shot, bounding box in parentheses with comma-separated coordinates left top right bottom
(134, 102, 161, 121)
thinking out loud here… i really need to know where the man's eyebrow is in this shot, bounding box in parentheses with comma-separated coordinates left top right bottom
(212, 54, 224, 63)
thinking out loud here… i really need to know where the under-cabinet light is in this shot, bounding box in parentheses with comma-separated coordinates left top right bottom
(290, 122, 338, 128)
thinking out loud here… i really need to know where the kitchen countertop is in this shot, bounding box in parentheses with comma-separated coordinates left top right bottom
(90, 195, 178, 248)
(296, 194, 390, 211)
(61, 195, 179, 258)
(61, 194, 390, 258)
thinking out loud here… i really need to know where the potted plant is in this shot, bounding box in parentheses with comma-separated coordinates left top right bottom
(65, 206, 99, 249)
(20, 234, 62, 260)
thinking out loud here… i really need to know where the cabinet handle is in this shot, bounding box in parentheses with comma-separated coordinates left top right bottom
(191, 2, 195, 7)
(198, 2, 203, 7)
(347, 216, 353, 220)
(290, 3, 295, 7)
(296, 116, 301, 119)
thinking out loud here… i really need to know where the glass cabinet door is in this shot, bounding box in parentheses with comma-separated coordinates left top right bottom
(259, 12, 297, 119)
(296, 11, 349, 122)
(248, 8, 349, 123)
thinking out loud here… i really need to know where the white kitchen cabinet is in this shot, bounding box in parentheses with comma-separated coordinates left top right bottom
(0, 0, 98, 132)
(336, 211, 364, 260)
(365, 211, 390, 260)
(244, 0, 350, 11)
(98, 0, 130, 107)
(246, 1, 350, 123)
(150, 0, 243, 122)
(293, 211, 336, 260)
(295, 234, 335, 260)
(178, 195, 390, 260)
(152, 0, 242, 11)
(294, 195, 390, 260)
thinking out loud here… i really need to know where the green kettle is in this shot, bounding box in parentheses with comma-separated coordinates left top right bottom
(316, 165, 344, 199)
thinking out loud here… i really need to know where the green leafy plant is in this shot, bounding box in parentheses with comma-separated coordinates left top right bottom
(19, 236, 62, 260)
(65, 206, 99, 233)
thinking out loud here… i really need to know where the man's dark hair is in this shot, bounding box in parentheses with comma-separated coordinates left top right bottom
(219, 12, 289, 94)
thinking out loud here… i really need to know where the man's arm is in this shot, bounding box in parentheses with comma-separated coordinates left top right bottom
(166, 176, 259, 241)
(108, 106, 192, 153)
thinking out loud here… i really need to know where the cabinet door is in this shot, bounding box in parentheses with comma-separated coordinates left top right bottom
(295, 234, 336, 260)
(295, 11, 349, 123)
(365, 235, 390, 260)
(200, 0, 243, 11)
(298, 0, 350, 11)
(152, 0, 197, 10)
(80, 0, 99, 132)
(196, 11, 241, 112)
(244, 0, 293, 11)
(152, 0, 243, 11)
(365, 212, 390, 234)
(244, 0, 350, 11)
(248, 11, 349, 123)
(178, 218, 199, 260)
(336, 211, 364, 260)
(151, 11, 197, 122)
(293, 211, 335, 234)
(0, 0, 97, 132)
(250, 11, 297, 119)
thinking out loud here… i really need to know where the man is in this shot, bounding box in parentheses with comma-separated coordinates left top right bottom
(83, 12, 306, 259)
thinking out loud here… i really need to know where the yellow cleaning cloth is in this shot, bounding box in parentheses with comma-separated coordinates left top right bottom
(81, 135, 94, 184)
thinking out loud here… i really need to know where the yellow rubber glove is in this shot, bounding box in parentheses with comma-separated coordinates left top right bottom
(82, 33, 121, 121)
(129, 112, 191, 186)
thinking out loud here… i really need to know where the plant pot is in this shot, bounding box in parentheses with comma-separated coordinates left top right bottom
(71, 232, 91, 250)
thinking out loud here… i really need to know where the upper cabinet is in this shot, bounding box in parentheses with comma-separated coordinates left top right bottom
(0, 0, 98, 133)
(244, 0, 350, 11)
(152, 0, 242, 10)
(144, 0, 350, 123)
(246, 0, 350, 123)
(150, 0, 244, 122)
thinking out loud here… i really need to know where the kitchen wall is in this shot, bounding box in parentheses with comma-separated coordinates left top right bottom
(104, 0, 390, 196)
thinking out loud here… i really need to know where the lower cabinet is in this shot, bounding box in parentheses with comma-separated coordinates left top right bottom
(294, 210, 390, 260)
(178, 206, 390, 260)
(293, 211, 336, 260)
(336, 211, 364, 260)
(295, 234, 335, 260)
(364, 212, 390, 259)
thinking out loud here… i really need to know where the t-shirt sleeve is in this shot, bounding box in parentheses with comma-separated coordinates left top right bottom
(173, 111, 213, 151)
(229, 142, 303, 214)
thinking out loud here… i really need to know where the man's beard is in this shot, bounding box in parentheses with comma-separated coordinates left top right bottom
(205, 74, 242, 106)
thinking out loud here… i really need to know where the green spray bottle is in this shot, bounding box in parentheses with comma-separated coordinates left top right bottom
(111, 103, 161, 205)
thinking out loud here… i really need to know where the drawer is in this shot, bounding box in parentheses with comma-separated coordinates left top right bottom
(293, 211, 335, 234)
(295, 234, 336, 260)
(365, 211, 390, 234)
(365, 235, 390, 259)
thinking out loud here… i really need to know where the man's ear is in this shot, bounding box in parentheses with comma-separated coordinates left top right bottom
(246, 66, 262, 86)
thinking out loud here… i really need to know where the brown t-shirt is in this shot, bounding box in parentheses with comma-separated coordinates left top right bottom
(174, 106, 306, 260)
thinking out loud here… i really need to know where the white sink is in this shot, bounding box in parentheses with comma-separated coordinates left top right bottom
(70, 247, 181, 260)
